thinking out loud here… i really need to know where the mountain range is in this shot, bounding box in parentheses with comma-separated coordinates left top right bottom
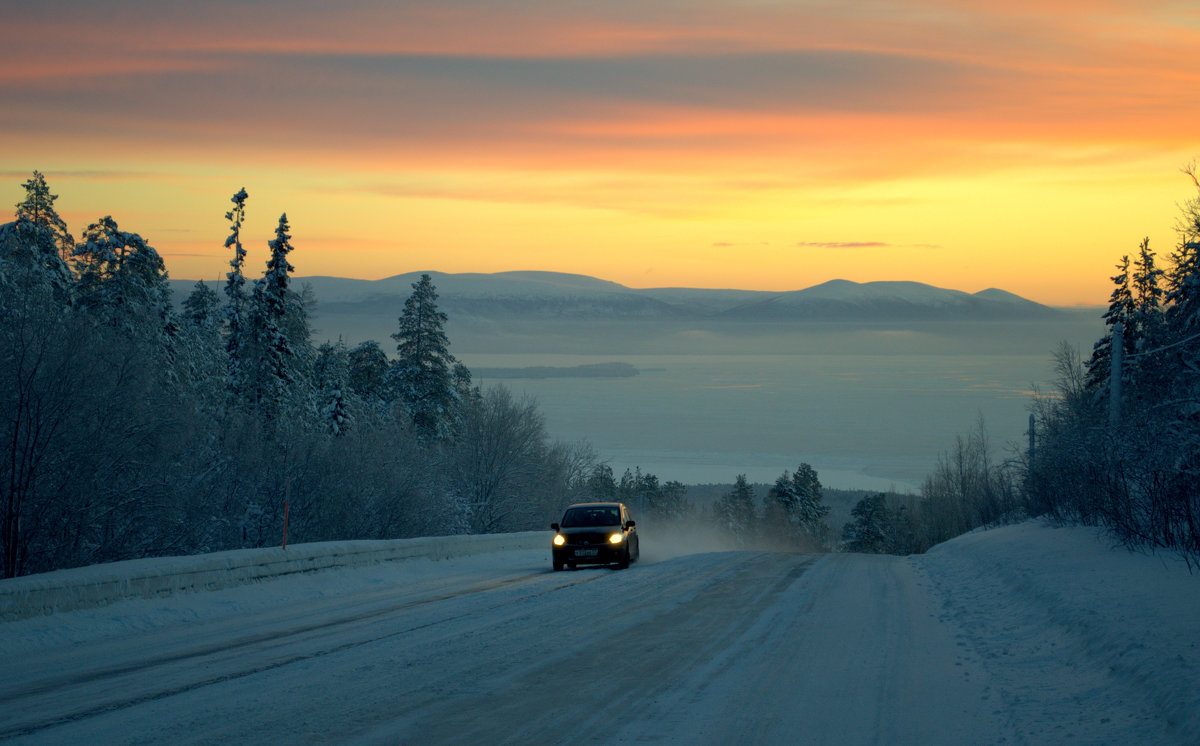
(171, 270, 1062, 325)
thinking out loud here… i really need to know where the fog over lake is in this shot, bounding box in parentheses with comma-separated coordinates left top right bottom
(445, 317, 1104, 491)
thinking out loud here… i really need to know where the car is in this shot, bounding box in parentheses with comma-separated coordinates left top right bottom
(550, 502, 639, 571)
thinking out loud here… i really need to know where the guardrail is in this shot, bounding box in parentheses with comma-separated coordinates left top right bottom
(0, 531, 547, 622)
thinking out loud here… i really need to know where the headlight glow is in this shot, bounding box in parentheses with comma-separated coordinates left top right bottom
(609, 532, 624, 544)
(553, 534, 565, 546)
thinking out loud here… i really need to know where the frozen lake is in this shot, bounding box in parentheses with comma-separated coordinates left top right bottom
(464, 346, 1075, 491)
(312, 307, 1105, 491)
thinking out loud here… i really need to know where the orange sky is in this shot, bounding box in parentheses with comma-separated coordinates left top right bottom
(3, 0, 1199, 305)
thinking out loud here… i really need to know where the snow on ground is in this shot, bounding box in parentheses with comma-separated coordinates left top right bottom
(915, 521, 1200, 744)
(0, 549, 549, 656)
(1, 521, 1195, 744)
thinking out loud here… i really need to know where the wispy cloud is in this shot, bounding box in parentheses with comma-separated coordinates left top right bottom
(794, 241, 943, 250)
(796, 241, 890, 249)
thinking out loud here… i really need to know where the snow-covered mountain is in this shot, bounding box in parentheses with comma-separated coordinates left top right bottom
(170, 271, 1061, 323)
(715, 279, 1058, 321)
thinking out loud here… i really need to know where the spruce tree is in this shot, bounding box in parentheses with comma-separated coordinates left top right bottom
(1086, 254, 1136, 392)
(244, 215, 305, 424)
(315, 340, 351, 436)
(391, 273, 459, 439)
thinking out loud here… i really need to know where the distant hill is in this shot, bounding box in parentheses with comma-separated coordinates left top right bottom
(714, 280, 1058, 321)
(170, 271, 1062, 325)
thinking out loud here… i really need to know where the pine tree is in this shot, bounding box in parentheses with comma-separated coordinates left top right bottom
(0, 218, 71, 302)
(842, 494, 892, 553)
(223, 188, 249, 402)
(391, 273, 459, 439)
(73, 215, 172, 338)
(714, 474, 757, 546)
(765, 463, 829, 547)
(15, 171, 74, 263)
(790, 463, 830, 531)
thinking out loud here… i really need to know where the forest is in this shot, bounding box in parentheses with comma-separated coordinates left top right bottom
(4, 170, 1199, 577)
(1, 176, 610, 578)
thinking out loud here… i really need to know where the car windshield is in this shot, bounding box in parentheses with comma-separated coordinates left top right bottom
(561, 506, 620, 528)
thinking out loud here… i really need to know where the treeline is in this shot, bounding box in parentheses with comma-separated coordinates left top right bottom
(841, 168, 1200, 562)
(1026, 168, 1200, 561)
(0, 174, 596, 578)
(708, 467, 832, 551)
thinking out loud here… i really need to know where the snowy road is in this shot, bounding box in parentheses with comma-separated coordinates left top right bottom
(2, 549, 1012, 745)
(2, 524, 1195, 745)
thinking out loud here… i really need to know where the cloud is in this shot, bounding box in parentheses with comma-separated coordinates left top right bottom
(796, 241, 890, 249)
(794, 241, 943, 250)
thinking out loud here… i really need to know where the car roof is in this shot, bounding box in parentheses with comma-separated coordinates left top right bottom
(564, 501, 625, 509)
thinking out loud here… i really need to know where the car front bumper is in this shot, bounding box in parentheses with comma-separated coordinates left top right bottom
(554, 543, 625, 565)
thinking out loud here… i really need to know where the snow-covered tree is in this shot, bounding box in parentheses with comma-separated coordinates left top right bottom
(347, 340, 394, 409)
(1086, 254, 1136, 392)
(175, 281, 226, 409)
(842, 494, 892, 553)
(182, 280, 220, 328)
(450, 387, 549, 533)
(615, 467, 689, 521)
(764, 463, 830, 548)
(223, 188, 249, 401)
(391, 273, 460, 439)
(15, 171, 74, 263)
(242, 214, 316, 426)
(315, 339, 351, 436)
(0, 218, 71, 302)
(1166, 166, 1200, 340)
(713, 474, 757, 547)
(73, 215, 172, 339)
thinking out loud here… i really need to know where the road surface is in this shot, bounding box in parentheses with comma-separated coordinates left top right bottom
(0, 548, 1027, 744)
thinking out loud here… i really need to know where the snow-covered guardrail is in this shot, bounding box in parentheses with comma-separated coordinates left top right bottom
(0, 531, 547, 622)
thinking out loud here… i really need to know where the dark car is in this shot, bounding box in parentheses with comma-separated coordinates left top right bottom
(551, 502, 639, 571)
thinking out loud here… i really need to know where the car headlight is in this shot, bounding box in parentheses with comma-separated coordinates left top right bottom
(609, 532, 624, 544)
(553, 534, 565, 546)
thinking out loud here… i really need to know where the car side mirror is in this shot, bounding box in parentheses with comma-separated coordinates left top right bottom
(551, 523, 560, 531)
(625, 520, 635, 529)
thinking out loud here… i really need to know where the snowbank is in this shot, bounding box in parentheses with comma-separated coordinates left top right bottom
(917, 521, 1200, 744)
(0, 531, 545, 621)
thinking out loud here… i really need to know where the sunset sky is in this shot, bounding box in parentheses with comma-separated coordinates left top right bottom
(3, 0, 1198, 306)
